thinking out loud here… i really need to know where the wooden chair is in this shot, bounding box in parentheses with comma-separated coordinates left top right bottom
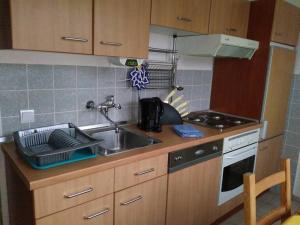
(243, 159, 298, 225)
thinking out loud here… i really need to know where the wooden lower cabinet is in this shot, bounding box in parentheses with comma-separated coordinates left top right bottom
(166, 157, 222, 225)
(255, 135, 283, 181)
(36, 194, 114, 225)
(114, 175, 167, 225)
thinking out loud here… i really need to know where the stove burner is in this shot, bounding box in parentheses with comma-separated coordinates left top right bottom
(233, 120, 242, 124)
(215, 124, 224, 129)
(184, 111, 254, 130)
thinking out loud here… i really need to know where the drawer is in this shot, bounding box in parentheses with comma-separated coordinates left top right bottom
(115, 154, 168, 191)
(34, 169, 114, 218)
(36, 194, 113, 225)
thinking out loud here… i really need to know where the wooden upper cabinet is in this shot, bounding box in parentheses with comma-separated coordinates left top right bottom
(209, 0, 250, 38)
(94, 0, 150, 58)
(151, 0, 211, 34)
(262, 47, 295, 140)
(10, 0, 93, 54)
(271, 0, 300, 46)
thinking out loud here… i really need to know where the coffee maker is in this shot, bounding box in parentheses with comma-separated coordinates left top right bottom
(139, 97, 164, 132)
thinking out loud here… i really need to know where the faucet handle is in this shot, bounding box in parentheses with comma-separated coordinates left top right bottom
(86, 100, 95, 109)
(115, 103, 122, 110)
(106, 95, 115, 102)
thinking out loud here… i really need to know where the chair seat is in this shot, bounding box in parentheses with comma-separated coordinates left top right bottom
(282, 215, 300, 225)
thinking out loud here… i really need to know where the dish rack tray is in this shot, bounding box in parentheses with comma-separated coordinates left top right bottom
(13, 123, 102, 169)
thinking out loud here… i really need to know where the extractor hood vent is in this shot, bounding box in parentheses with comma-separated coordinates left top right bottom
(177, 34, 259, 60)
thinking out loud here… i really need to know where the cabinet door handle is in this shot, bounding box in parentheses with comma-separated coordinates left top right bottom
(120, 195, 143, 206)
(134, 168, 155, 176)
(100, 41, 122, 46)
(84, 208, 110, 220)
(62, 36, 88, 42)
(64, 187, 93, 198)
(176, 16, 192, 22)
(275, 32, 282, 36)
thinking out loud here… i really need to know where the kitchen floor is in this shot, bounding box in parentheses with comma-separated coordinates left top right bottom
(219, 190, 300, 225)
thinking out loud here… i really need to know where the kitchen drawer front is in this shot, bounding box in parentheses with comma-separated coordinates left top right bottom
(114, 154, 168, 191)
(115, 176, 167, 225)
(36, 194, 113, 225)
(34, 169, 114, 218)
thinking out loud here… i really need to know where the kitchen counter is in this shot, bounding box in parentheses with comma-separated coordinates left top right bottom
(1, 122, 261, 191)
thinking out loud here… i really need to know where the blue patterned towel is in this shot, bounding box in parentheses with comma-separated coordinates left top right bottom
(173, 125, 203, 138)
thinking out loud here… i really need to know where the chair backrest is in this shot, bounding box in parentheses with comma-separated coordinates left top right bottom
(244, 159, 292, 225)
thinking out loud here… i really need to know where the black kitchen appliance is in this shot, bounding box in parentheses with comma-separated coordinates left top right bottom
(139, 97, 164, 132)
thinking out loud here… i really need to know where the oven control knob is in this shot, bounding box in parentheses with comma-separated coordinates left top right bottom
(213, 145, 218, 151)
(174, 156, 183, 161)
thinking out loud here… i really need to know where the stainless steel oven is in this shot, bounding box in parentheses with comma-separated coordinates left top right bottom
(218, 129, 260, 205)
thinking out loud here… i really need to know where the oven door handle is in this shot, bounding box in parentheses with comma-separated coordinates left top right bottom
(224, 149, 255, 159)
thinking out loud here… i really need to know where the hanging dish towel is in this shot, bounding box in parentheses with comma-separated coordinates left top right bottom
(128, 64, 150, 90)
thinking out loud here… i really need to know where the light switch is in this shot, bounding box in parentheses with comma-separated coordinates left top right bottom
(20, 110, 35, 124)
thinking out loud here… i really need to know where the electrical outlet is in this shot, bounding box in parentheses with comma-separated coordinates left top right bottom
(20, 110, 35, 124)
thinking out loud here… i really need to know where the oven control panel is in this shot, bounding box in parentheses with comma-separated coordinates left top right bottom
(223, 129, 260, 153)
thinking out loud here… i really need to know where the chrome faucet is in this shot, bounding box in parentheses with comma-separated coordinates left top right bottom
(86, 95, 122, 132)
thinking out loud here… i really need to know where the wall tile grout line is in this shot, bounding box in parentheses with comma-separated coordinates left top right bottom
(52, 65, 56, 124)
(75, 65, 79, 125)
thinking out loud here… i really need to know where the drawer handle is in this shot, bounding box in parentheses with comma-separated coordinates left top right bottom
(84, 208, 110, 220)
(64, 187, 93, 198)
(62, 36, 88, 42)
(134, 168, 155, 176)
(229, 28, 237, 32)
(100, 41, 122, 46)
(120, 195, 143, 206)
(176, 16, 192, 22)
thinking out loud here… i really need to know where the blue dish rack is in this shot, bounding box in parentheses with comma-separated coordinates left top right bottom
(13, 123, 102, 170)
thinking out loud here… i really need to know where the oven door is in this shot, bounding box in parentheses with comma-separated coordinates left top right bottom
(218, 143, 258, 205)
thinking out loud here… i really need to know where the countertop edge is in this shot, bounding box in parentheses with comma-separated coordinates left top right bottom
(1, 123, 262, 190)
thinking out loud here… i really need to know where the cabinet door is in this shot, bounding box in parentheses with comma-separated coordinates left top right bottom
(255, 135, 283, 181)
(36, 194, 113, 225)
(166, 157, 221, 225)
(151, 0, 211, 34)
(94, 0, 150, 58)
(263, 48, 295, 140)
(10, 0, 93, 54)
(209, 0, 250, 38)
(115, 176, 167, 225)
(271, 0, 300, 46)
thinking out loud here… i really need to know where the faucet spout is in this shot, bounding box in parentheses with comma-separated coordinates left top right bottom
(86, 95, 121, 133)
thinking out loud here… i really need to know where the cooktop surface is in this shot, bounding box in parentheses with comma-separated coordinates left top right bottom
(184, 111, 256, 130)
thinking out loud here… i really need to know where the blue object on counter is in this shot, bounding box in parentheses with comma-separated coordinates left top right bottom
(172, 125, 203, 138)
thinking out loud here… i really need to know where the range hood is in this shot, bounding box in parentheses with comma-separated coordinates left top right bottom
(177, 34, 259, 60)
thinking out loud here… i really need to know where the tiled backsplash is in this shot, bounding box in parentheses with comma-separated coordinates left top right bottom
(0, 63, 213, 136)
(283, 73, 300, 185)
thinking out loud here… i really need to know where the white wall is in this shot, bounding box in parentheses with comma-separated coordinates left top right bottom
(0, 32, 213, 71)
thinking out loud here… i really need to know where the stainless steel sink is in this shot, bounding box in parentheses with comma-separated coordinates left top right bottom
(86, 127, 161, 156)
